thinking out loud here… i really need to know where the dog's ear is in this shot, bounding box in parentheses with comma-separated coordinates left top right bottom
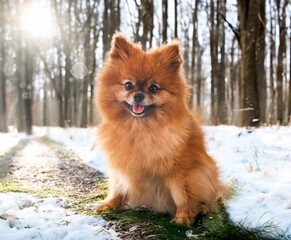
(110, 32, 134, 60)
(158, 42, 183, 71)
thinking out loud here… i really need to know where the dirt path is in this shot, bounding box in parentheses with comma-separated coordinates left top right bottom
(0, 139, 29, 179)
(0, 137, 108, 213)
(0, 137, 124, 239)
(4, 137, 104, 194)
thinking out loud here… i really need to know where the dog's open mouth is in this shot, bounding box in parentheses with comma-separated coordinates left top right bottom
(124, 102, 154, 117)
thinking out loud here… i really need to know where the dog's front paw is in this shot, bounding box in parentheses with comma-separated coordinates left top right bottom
(170, 216, 194, 226)
(95, 203, 113, 212)
(95, 198, 122, 212)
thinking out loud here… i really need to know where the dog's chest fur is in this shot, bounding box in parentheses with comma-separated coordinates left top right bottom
(99, 119, 190, 175)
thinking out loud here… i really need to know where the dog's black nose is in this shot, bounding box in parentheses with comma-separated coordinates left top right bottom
(133, 93, 145, 103)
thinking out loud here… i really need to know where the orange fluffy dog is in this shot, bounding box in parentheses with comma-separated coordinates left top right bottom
(95, 33, 222, 225)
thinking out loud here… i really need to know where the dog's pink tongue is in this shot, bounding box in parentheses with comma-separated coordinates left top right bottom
(133, 105, 144, 114)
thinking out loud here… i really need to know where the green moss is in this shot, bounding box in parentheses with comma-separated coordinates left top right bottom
(0, 180, 34, 194)
(94, 206, 288, 240)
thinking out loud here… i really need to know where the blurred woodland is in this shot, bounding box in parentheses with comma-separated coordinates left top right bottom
(0, 0, 290, 134)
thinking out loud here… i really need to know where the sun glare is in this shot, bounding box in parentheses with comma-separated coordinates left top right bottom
(21, 3, 54, 39)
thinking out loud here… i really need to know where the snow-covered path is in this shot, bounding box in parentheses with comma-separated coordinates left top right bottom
(1, 126, 291, 238)
(0, 136, 118, 240)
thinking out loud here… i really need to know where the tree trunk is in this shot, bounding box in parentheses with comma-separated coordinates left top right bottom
(0, 1, 8, 132)
(24, 42, 33, 135)
(174, 0, 178, 39)
(81, 24, 91, 128)
(162, 0, 168, 43)
(72, 78, 78, 126)
(256, 0, 266, 123)
(267, 0, 275, 125)
(57, 48, 64, 127)
(229, 37, 236, 125)
(43, 81, 47, 126)
(149, 1, 154, 48)
(90, 12, 100, 126)
(103, 0, 120, 59)
(116, 0, 121, 31)
(102, 0, 109, 60)
(288, 29, 291, 124)
(189, 0, 200, 108)
(196, 46, 203, 109)
(64, 48, 71, 127)
(81, 75, 88, 128)
(276, 0, 287, 124)
(210, 0, 218, 125)
(140, 0, 154, 51)
(16, 28, 25, 132)
(237, 0, 261, 127)
(217, 0, 227, 124)
(183, 28, 190, 81)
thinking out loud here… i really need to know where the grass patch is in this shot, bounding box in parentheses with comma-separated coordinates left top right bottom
(0, 179, 66, 198)
(94, 206, 290, 240)
(0, 177, 107, 215)
(0, 180, 34, 194)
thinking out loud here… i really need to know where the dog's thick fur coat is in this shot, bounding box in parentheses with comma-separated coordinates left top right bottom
(95, 33, 222, 225)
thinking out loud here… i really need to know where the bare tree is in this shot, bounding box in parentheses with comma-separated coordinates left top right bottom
(174, 0, 178, 39)
(0, 0, 8, 132)
(102, 0, 120, 60)
(288, 27, 291, 124)
(217, 0, 227, 124)
(40, 47, 65, 127)
(229, 37, 237, 124)
(196, 45, 204, 109)
(141, 0, 154, 50)
(14, 6, 26, 132)
(267, 0, 276, 125)
(209, 0, 218, 124)
(53, 0, 74, 126)
(237, 0, 261, 126)
(189, 0, 199, 108)
(81, 0, 99, 128)
(89, 10, 101, 125)
(256, 0, 266, 123)
(162, 0, 168, 43)
(275, 0, 287, 124)
(133, 0, 154, 50)
(182, 21, 190, 81)
(23, 40, 34, 135)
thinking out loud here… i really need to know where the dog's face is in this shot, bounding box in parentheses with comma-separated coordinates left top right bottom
(97, 33, 189, 120)
(120, 78, 162, 118)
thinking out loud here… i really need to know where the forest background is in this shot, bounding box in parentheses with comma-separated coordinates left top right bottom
(0, 0, 290, 134)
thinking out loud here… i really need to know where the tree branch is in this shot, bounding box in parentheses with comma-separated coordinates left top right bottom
(218, 11, 240, 47)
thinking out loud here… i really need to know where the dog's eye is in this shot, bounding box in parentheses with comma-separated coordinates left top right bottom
(149, 85, 159, 94)
(124, 82, 134, 91)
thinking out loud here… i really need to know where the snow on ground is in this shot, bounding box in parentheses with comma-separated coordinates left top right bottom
(1, 125, 291, 237)
(0, 127, 28, 156)
(33, 127, 108, 175)
(0, 193, 118, 240)
(204, 126, 291, 235)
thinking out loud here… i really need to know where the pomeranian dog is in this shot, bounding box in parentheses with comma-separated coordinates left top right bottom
(95, 32, 222, 225)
